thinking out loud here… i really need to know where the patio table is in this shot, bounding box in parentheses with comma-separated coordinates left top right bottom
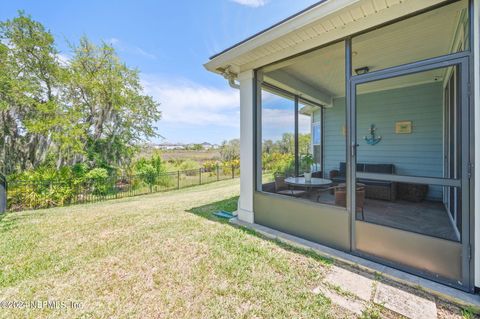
(285, 177, 333, 202)
(284, 177, 332, 189)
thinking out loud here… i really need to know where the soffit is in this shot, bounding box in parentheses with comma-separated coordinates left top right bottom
(204, 0, 448, 75)
(263, 0, 465, 99)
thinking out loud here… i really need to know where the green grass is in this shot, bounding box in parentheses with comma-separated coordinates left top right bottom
(0, 178, 342, 319)
(462, 306, 480, 319)
(359, 303, 383, 319)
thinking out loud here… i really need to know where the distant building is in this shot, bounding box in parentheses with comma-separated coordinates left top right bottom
(151, 142, 218, 151)
(155, 143, 186, 150)
(201, 142, 213, 150)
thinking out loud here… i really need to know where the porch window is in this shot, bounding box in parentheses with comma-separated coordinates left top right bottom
(260, 88, 296, 181)
(257, 41, 346, 207)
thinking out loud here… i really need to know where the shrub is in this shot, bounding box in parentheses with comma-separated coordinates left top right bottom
(203, 160, 220, 175)
(262, 152, 294, 177)
(7, 166, 79, 210)
(177, 160, 200, 176)
(85, 167, 109, 180)
(136, 164, 156, 191)
(72, 163, 89, 180)
(134, 153, 172, 189)
(221, 159, 240, 176)
(219, 139, 240, 162)
(85, 168, 110, 195)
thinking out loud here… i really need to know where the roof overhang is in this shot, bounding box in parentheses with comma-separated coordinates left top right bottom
(204, 0, 449, 77)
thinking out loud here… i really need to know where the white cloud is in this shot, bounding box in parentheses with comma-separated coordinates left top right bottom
(263, 108, 310, 129)
(262, 108, 294, 126)
(141, 75, 311, 141)
(106, 37, 156, 59)
(141, 75, 240, 127)
(107, 37, 120, 45)
(231, 0, 268, 7)
(56, 53, 71, 66)
(134, 47, 156, 59)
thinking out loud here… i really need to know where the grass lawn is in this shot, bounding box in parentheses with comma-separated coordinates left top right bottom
(0, 178, 352, 319)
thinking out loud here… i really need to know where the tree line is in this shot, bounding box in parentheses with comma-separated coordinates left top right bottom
(262, 132, 311, 176)
(262, 133, 310, 155)
(0, 12, 161, 176)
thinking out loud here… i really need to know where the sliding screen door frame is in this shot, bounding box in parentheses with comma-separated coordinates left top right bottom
(348, 52, 473, 291)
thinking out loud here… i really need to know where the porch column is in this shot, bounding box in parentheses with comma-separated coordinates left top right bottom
(237, 70, 255, 224)
(474, 0, 480, 288)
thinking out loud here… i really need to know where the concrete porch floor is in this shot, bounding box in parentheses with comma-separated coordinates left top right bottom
(231, 217, 480, 318)
(292, 190, 458, 241)
(359, 197, 458, 241)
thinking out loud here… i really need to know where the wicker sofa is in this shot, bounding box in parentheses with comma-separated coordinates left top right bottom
(329, 162, 397, 201)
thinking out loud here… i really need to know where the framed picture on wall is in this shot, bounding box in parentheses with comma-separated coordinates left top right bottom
(395, 121, 412, 134)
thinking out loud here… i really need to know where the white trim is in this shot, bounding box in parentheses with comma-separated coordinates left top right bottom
(205, 0, 355, 72)
(236, 207, 254, 224)
(238, 70, 255, 224)
(473, 0, 480, 288)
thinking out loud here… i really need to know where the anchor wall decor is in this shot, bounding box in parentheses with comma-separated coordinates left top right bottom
(364, 124, 382, 145)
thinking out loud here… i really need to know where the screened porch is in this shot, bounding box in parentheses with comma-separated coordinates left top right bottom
(258, 0, 470, 243)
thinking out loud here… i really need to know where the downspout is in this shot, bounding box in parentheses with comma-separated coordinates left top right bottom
(222, 67, 240, 89)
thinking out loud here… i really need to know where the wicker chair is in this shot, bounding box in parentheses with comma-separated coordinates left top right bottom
(274, 176, 306, 197)
(334, 183, 366, 219)
(311, 171, 323, 178)
(330, 162, 397, 201)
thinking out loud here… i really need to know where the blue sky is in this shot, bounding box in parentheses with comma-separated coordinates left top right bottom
(1, 0, 318, 144)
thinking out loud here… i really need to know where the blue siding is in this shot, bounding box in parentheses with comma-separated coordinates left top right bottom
(324, 98, 346, 176)
(324, 82, 444, 200)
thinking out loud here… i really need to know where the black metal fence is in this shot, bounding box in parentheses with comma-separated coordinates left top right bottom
(6, 165, 240, 212)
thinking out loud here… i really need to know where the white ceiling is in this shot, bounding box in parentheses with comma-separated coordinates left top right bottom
(263, 0, 467, 102)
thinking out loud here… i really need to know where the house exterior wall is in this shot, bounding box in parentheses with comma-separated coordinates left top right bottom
(323, 99, 347, 181)
(324, 82, 444, 200)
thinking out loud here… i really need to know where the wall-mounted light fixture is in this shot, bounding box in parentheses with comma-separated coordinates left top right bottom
(354, 66, 370, 75)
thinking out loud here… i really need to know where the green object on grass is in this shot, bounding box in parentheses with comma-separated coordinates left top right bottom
(213, 210, 234, 219)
